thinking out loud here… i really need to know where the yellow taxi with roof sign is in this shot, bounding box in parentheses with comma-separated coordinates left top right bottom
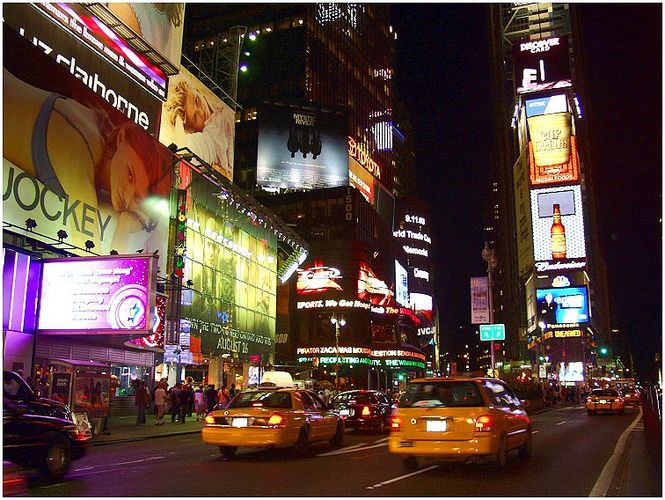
(388, 377, 532, 470)
(202, 382, 344, 458)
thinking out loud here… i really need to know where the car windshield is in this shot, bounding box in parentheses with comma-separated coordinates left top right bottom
(399, 381, 485, 408)
(591, 389, 619, 397)
(227, 391, 292, 409)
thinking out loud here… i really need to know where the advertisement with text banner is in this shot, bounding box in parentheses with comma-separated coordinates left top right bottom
(3, 3, 163, 135)
(38, 254, 157, 335)
(395, 260, 409, 307)
(470, 277, 490, 324)
(525, 94, 569, 118)
(104, 3, 185, 69)
(257, 104, 348, 190)
(513, 36, 572, 95)
(536, 286, 590, 328)
(3, 28, 173, 258)
(528, 111, 580, 186)
(530, 185, 587, 262)
(160, 66, 235, 181)
(513, 151, 534, 277)
(33, 3, 168, 100)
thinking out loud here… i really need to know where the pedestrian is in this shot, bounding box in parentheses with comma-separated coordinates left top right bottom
(194, 386, 206, 421)
(185, 377, 195, 417)
(178, 381, 192, 423)
(154, 382, 167, 425)
(217, 384, 231, 409)
(205, 384, 218, 413)
(135, 380, 150, 425)
(229, 383, 237, 398)
(170, 383, 182, 423)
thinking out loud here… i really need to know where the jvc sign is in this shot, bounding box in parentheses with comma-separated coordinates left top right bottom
(480, 324, 505, 342)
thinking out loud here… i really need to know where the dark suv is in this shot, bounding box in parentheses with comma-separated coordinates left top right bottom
(3, 370, 90, 479)
(331, 390, 394, 433)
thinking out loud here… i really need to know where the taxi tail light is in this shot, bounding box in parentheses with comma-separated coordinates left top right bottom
(362, 406, 371, 416)
(389, 415, 402, 431)
(204, 414, 216, 425)
(474, 415, 493, 432)
(268, 414, 286, 427)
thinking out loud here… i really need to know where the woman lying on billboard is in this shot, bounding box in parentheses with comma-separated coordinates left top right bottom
(3, 68, 171, 253)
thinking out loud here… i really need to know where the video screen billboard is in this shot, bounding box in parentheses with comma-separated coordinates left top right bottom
(358, 261, 394, 306)
(38, 255, 157, 333)
(513, 36, 572, 95)
(33, 3, 168, 100)
(525, 94, 568, 118)
(4, 3, 163, 134)
(160, 66, 235, 181)
(536, 286, 589, 327)
(3, 28, 173, 258)
(530, 185, 586, 262)
(528, 112, 580, 186)
(395, 260, 409, 307)
(257, 104, 348, 190)
(104, 3, 185, 69)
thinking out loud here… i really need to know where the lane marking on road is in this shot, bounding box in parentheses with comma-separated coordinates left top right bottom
(588, 406, 643, 497)
(556, 420, 568, 426)
(73, 466, 95, 472)
(375, 437, 389, 444)
(317, 442, 386, 457)
(36, 482, 66, 489)
(532, 430, 540, 434)
(366, 465, 439, 490)
(111, 455, 165, 467)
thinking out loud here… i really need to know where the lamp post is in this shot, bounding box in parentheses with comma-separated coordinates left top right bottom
(330, 316, 346, 394)
(481, 242, 498, 376)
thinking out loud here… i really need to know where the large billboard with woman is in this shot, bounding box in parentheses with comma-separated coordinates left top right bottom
(160, 67, 235, 182)
(2, 28, 172, 259)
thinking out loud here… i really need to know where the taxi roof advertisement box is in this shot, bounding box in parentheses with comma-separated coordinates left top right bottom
(3, 26, 173, 259)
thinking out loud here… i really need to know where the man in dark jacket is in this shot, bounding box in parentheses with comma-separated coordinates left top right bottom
(178, 382, 192, 423)
(204, 384, 218, 413)
(170, 383, 182, 423)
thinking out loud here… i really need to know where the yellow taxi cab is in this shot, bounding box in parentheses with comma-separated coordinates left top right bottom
(388, 377, 532, 470)
(202, 385, 344, 457)
(586, 388, 625, 415)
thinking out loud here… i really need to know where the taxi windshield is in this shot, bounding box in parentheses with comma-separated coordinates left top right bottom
(399, 381, 485, 408)
(228, 391, 292, 409)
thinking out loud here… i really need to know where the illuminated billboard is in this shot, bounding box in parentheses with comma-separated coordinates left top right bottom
(160, 66, 235, 181)
(525, 94, 568, 118)
(395, 260, 409, 307)
(297, 262, 345, 295)
(358, 261, 394, 306)
(4, 3, 163, 134)
(3, 29, 173, 258)
(470, 277, 490, 324)
(33, 3, 168, 100)
(39, 255, 157, 334)
(179, 172, 278, 358)
(513, 152, 534, 277)
(105, 3, 185, 69)
(257, 104, 348, 190)
(513, 36, 572, 95)
(530, 185, 586, 262)
(559, 361, 584, 382)
(127, 293, 167, 349)
(536, 286, 589, 327)
(528, 112, 580, 186)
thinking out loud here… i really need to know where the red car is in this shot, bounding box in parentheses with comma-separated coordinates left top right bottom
(623, 389, 641, 406)
(331, 390, 394, 433)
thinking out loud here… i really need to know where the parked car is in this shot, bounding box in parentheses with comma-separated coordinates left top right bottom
(3, 371, 90, 479)
(202, 385, 344, 458)
(586, 388, 625, 415)
(331, 390, 394, 433)
(388, 377, 532, 470)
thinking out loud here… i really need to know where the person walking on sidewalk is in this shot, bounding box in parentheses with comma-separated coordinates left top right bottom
(194, 386, 205, 421)
(135, 380, 150, 425)
(205, 384, 218, 413)
(170, 383, 182, 423)
(154, 383, 167, 425)
(178, 381, 192, 423)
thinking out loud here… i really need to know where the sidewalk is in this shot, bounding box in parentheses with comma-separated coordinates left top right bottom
(91, 412, 204, 446)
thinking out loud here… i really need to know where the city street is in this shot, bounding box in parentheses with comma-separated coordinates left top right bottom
(25, 406, 656, 497)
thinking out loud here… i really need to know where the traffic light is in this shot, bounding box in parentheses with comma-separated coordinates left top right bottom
(397, 373, 405, 382)
(598, 346, 610, 357)
(538, 354, 545, 363)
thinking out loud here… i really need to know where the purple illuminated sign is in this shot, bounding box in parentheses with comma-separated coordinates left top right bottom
(38, 255, 156, 334)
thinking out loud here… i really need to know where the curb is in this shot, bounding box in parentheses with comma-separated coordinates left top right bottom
(91, 429, 201, 447)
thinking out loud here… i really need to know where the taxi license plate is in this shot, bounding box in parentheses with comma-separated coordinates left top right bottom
(426, 420, 447, 432)
(339, 409, 350, 416)
(599, 400, 607, 404)
(232, 418, 248, 428)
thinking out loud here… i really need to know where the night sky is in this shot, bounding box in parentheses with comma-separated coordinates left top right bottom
(390, 4, 661, 380)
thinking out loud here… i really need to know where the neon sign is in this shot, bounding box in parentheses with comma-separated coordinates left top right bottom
(348, 137, 381, 179)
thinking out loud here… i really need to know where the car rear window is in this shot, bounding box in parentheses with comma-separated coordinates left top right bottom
(227, 391, 292, 409)
(591, 389, 619, 397)
(399, 381, 485, 408)
(348, 394, 376, 404)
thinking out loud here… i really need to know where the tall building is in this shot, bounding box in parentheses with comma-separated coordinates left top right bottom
(487, 3, 612, 382)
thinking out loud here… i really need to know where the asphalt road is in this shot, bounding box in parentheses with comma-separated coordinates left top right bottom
(26, 405, 644, 496)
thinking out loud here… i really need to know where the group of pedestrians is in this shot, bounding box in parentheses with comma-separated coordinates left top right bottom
(543, 383, 586, 407)
(134, 378, 239, 425)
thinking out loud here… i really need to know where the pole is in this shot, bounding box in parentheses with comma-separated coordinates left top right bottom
(488, 260, 495, 377)
(335, 323, 340, 394)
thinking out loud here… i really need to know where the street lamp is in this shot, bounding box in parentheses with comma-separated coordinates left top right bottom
(481, 242, 498, 376)
(330, 316, 346, 393)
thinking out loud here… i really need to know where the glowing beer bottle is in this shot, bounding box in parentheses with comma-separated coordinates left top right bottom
(550, 203, 567, 259)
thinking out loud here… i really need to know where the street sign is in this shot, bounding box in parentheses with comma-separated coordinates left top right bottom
(480, 324, 505, 341)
